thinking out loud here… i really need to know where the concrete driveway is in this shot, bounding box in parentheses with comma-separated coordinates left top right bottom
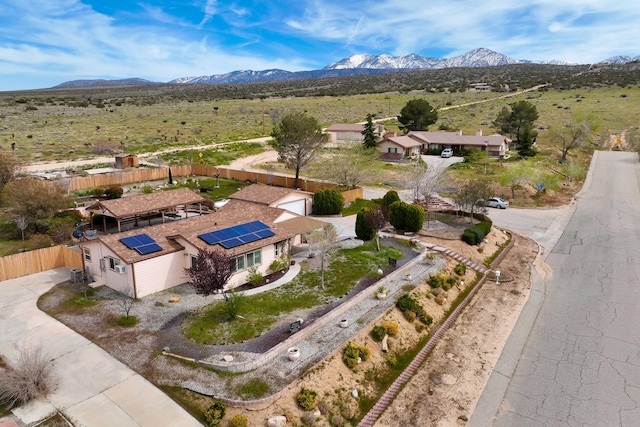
(0, 269, 201, 427)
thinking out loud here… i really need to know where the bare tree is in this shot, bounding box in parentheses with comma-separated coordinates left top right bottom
(453, 180, 493, 222)
(116, 283, 136, 319)
(0, 152, 21, 193)
(184, 247, 236, 301)
(405, 160, 428, 202)
(316, 142, 378, 189)
(13, 215, 29, 248)
(0, 343, 55, 408)
(307, 225, 338, 289)
(417, 160, 449, 204)
(550, 114, 599, 162)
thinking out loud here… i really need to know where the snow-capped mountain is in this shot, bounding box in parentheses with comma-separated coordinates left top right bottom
(55, 48, 638, 88)
(325, 48, 521, 70)
(601, 55, 640, 64)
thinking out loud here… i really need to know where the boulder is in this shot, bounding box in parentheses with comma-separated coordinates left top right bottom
(267, 415, 287, 427)
(381, 335, 389, 352)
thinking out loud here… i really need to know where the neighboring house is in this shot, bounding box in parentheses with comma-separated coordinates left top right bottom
(81, 199, 328, 298)
(377, 135, 423, 160)
(407, 130, 511, 157)
(325, 123, 385, 147)
(229, 183, 313, 216)
(85, 188, 208, 233)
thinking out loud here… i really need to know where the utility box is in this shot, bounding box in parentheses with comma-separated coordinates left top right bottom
(70, 268, 84, 284)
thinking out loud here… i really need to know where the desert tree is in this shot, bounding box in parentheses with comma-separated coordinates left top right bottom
(307, 224, 338, 289)
(184, 247, 236, 305)
(405, 160, 428, 203)
(116, 283, 136, 323)
(317, 142, 378, 189)
(361, 114, 379, 149)
(499, 161, 533, 198)
(270, 111, 328, 189)
(562, 160, 586, 183)
(13, 214, 29, 247)
(397, 99, 438, 133)
(550, 114, 599, 161)
(1, 177, 70, 232)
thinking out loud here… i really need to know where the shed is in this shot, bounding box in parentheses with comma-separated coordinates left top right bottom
(115, 154, 139, 169)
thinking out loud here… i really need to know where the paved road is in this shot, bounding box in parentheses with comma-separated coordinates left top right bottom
(473, 151, 640, 426)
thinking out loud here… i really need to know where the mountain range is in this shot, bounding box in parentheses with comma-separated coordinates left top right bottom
(56, 48, 639, 88)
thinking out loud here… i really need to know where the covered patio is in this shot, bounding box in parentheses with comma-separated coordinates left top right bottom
(85, 188, 208, 233)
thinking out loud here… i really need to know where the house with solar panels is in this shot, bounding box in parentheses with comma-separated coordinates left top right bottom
(228, 183, 313, 216)
(80, 199, 328, 298)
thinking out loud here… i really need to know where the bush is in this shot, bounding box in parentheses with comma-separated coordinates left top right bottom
(117, 315, 137, 327)
(0, 344, 54, 409)
(331, 414, 346, 427)
(381, 190, 400, 208)
(342, 341, 370, 369)
(301, 411, 318, 425)
(396, 294, 431, 325)
(313, 189, 344, 215)
(371, 325, 387, 342)
(296, 387, 318, 410)
(228, 414, 248, 427)
(389, 201, 424, 232)
(268, 255, 289, 273)
(246, 267, 263, 286)
(104, 185, 123, 199)
(355, 208, 376, 241)
(427, 275, 445, 288)
(415, 323, 426, 332)
(203, 402, 225, 427)
(475, 220, 492, 236)
(403, 310, 417, 322)
(454, 263, 467, 276)
(462, 228, 484, 245)
(383, 321, 399, 337)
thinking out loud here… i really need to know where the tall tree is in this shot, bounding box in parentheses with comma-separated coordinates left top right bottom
(550, 114, 598, 161)
(184, 247, 236, 302)
(493, 100, 539, 151)
(516, 123, 538, 158)
(361, 114, 379, 149)
(1, 177, 69, 232)
(270, 112, 328, 189)
(363, 205, 387, 251)
(397, 99, 438, 134)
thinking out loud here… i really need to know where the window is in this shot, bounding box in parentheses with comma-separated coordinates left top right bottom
(190, 255, 197, 269)
(235, 255, 245, 272)
(83, 247, 91, 262)
(388, 147, 398, 154)
(246, 250, 261, 268)
(274, 241, 286, 257)
(108, 257, 120, 271)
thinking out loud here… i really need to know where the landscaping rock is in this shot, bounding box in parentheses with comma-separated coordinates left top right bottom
(267, 415, 287, 427)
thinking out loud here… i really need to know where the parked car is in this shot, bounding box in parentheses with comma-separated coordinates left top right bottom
(486, 197, 509, 209)
(440, 148, 453, 158)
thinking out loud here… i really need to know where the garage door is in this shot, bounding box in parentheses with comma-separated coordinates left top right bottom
(277, 199, 306, 216)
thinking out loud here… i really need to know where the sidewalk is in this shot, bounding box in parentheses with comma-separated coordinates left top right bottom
(0, 269, 201, 427)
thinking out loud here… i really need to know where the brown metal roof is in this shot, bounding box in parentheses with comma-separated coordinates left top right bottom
(326, 123, 366, 132)
(408, 131, 510, 147)
(385, 135, 423, 148)
(229, 183, 310, 205)
(86, 188, 206, 219)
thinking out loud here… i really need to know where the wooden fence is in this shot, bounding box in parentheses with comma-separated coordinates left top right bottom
(65, 165, 363, 203)
(0, 245, 83, 282)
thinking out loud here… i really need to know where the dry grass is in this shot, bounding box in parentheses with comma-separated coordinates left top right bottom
(0, 343, 55, 409)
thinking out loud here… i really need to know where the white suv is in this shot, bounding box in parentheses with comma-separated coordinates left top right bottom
(440, 148, 453, 158)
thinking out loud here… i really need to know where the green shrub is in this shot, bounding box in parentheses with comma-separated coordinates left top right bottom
(268, 255, 289, 273)
(296, 387, 318, 411)
(342, 342, 370, 369)
(313, 189, 344, 215)
(228, 414, 248, 427)
(475, 220, 492, 236)
(371, 325, 387, 342)
(355, 208, 376, 241)
(246, 267, 263, 286)
(104, 185, 123, 199)
(462, 228, 484, 245)
(396, 294, 431, 325)
(383, 321, 399, 336)
(381, 190, 400, 208)
(403, 310, 416, 322)
(389, 201, 425, 232)
(454, 263, 467, 276)
(117, 315, 137, 327)
(415, 323, 426, 332)
(142, 184, 154, 194)
(203, 402, 225, 426)
(427, 275, 445, 288)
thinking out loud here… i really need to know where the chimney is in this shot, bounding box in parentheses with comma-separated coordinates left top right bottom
(476, 129, 483, 136)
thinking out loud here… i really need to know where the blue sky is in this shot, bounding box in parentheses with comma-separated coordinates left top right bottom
(1, 0, 639, 91)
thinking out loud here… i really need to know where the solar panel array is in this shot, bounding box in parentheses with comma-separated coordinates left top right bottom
(119, 233, 163, 255)
(198, 220, 276, 249)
